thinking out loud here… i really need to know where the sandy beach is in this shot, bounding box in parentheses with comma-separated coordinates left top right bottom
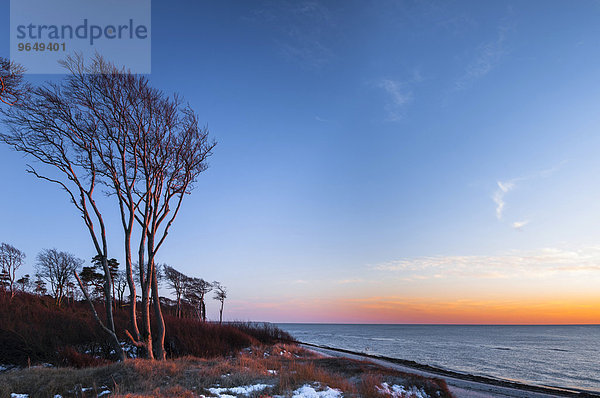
(301, 343, 600, 398)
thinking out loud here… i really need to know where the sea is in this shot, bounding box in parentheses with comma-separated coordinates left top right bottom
(277, 323, 600, 393)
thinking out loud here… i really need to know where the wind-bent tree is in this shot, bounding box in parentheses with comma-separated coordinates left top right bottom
(1, 55, 215, 360)
(184, 277, 213, 321)
(16, 274, 32, 292)
(163, 264, 188, 318)
(0, 242, 26, 298)
(114, 270, 128, 307)
(56, 56, 214, 359)
(212, 281, 227, 324)
(0, 61, 126, 360)
(80, 264, 105, 299)
(34, 275, 47, 296)
(35, 249, 83, 307)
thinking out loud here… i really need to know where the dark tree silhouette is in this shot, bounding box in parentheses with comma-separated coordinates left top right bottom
(184, 278, 213, 321)
(213, 281, 227, 324)
(80, 264, 105, 299)
(163, 264, 189, 318)
(0, 242, 26, 298)
(34, 275, 47, 296)
(16, 274, 31, 292)
(35, 249, 83, 307)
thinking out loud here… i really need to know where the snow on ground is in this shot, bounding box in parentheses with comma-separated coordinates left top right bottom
(376, 382, 430, 398)
(208, 383, 272, 397)
(10, 394, 29, 398)
(97, 390, 111, 396)
(268, 369, 278, 374)
(290, 384, 342, 398)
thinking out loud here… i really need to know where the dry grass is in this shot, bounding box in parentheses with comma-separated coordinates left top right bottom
(0, 343, 453, 398)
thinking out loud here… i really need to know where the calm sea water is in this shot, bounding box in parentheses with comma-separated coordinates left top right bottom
(277, 324, 600, 393)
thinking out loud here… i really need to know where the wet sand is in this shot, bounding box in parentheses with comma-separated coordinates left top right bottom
(300, 343, 600, 398)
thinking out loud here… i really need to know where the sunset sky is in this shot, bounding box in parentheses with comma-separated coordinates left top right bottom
(1, 0, 600, 324)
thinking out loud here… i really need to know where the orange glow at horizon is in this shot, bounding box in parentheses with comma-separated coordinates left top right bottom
(228, 295, 600, 324)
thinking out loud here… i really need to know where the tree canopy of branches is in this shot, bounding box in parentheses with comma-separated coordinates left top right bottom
(184, 278, 213, 322)
(0, 57, 26, 106)
(0, 55, 215, 360)
(35, 248, 82, 307)
(0, 242, 26, 298)
(212, 281, 227, 324)
(163, 264, 188, 318)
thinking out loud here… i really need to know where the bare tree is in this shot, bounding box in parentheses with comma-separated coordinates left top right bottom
(0, 242, 26, 298)
(1, 55, 214, 360)
(212, 281, 227, 324)
(184, 278, 213, 321)
(35, 249, 82, 307)
(114, 270, 128, 307)
(163, 265, 188, 318)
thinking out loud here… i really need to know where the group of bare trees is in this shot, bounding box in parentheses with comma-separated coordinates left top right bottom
(0, 242, 84, 305)
(163, 264, 228, 323)
(0, 55, 216, 360)
(0, 242, 26, 298)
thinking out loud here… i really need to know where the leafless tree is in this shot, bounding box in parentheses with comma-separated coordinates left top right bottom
(1, 55, 215, 360)
(0, 59, 126, 360)
(212, 281, 227, 324)
(163, 265, 189, 318)
(184, 277, 213, 321)
(0, 242, 26, 298)
(114, 270, 128, 307)
(35, 249, 82, 307)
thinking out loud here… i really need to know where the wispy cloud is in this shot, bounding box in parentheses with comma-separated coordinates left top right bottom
(493, 179, 516, 220)
(376, 79, 412, 121)
(454, 24, 511, 91)
(491, 160, 566, 226)
(249, 1, 335, 69)
(370, 245, 600, 280)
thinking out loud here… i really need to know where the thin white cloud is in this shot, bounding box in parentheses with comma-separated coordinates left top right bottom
(455, 24, 511, 91)
(370, 245, 600, 280)
(491, 161, 566, 226)
(512, 220, 529, 230)
(493, 179, 516, 220)
(377, 79, 413, 121)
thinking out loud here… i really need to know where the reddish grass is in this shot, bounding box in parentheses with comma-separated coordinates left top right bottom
(0, 290, 293, 366)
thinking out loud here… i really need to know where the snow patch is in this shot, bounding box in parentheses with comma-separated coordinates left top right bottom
(11, 394, 29, 398)
(291, 385, 342, 398)
(208, 383, 271, 397)
(376, 382, 430, 398)
(98, 390, 111, 396)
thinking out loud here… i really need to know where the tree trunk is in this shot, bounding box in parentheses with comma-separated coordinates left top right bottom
(219, 301, 224, 324)
(140, 287, 154, 359)
(75, 271, 125, 361)
(151, 262, 166, 360)
(124, 234, 140, 342)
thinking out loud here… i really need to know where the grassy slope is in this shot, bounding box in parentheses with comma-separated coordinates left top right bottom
(0, 291, 453, 397)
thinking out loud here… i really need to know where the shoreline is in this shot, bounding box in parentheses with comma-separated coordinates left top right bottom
(298, 341, 600, 398)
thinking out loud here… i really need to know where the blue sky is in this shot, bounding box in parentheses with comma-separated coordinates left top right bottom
(2, 1, 600, 323)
